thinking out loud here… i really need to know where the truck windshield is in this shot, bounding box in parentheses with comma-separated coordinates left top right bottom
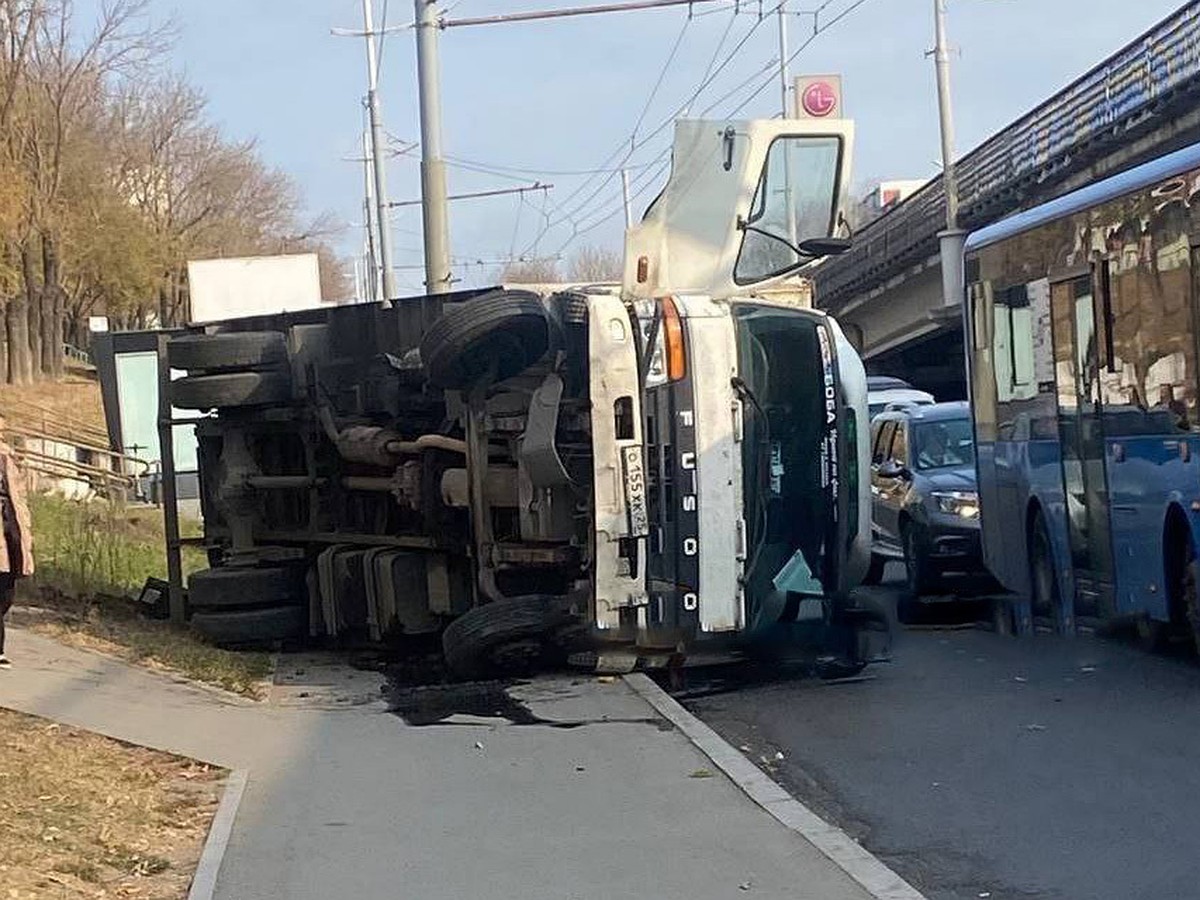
(733, 305, 835, 613)
(734, 136, 842, 283)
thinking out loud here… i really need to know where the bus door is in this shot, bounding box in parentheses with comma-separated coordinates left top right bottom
(1050, 272, 1116, 618)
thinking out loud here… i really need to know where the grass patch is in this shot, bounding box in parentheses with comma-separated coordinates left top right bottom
(28, 493, 206, 599)
(0, 706, 226, 900)
(18, 494, 272, 698)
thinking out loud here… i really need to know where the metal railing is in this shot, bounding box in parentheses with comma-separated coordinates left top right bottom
(816, 3, 1200, 309)
(2, 425, 149, 500)
(0, 394, 110, 449)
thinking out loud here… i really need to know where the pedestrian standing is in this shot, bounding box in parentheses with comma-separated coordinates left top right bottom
(0, 417, 34, 669)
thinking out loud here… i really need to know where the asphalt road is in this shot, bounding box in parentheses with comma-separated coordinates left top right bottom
(687, 565, 1200, 900)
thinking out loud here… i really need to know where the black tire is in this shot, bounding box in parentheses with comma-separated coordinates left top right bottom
(992, 598, 1016, 636)
(171, 371, 291, 410)
(816, 658, 868, 680)
(862, 554, 887, 586)
(1181, 556, 1200, 656)
(168, 331, 287, 372)
(188, 566, 300, 611)
(1136, 615, 1171, 654)
(420, 290, 550, 390)
(442, 595, 568, 679)
(191, 605, 305, 646)
(1028, 509, 1059, 619)
(899, 523, 934, 623)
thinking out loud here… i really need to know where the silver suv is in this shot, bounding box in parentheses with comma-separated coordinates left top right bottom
(864, 401, 983, 621)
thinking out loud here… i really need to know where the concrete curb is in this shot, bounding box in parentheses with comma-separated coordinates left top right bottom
(624, 673, 927, 900)
(188, 768, 249, 900)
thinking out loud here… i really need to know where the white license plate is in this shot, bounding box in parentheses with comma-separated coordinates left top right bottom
(622, 445, 650, 537)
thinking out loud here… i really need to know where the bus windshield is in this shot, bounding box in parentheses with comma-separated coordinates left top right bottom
(913, 419, 975, 471)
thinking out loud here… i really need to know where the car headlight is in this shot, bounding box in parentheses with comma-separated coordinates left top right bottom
(932, 490, 979, 518)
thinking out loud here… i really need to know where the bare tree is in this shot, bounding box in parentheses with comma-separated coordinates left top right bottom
(567, 244, 623, 282)
(501, 258, 560, 284)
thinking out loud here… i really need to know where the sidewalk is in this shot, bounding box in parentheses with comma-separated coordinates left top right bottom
(0, 627, 878, 900)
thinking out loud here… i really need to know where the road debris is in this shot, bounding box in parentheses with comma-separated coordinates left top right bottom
(689, 768, 714, 779)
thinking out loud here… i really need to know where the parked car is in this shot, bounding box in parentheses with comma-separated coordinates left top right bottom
(863, 401, 983, 621)
(866, 375, 935, 420)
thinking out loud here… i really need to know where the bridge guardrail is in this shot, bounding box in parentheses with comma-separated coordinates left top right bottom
(817, 3, 1200, 309)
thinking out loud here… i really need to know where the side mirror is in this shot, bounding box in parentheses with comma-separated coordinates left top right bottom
(878, 459, 911, 480)
(797, 237, 852, 257)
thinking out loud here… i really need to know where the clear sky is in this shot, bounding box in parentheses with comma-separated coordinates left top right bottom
(132, 0, 1185, 293)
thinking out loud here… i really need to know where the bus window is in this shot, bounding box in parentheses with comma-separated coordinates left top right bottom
(1099, 215, 1197, 435)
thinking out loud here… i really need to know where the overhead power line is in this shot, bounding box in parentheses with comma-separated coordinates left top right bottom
(725, 0, 876, 116)
(518, 2, 784, 256)
(441, 0, 725, 28)
(386, 182, 553, 207)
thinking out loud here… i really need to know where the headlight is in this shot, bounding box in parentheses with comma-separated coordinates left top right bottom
(932, 490, 979, 518)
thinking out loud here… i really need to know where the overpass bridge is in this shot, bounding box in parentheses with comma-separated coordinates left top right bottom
(816, 2, 1200, 400)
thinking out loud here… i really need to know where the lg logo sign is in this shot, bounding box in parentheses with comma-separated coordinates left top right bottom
(801, 81, 838, 117)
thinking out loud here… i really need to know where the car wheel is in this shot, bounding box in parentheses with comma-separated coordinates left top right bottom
(420, 290, 550, 390)
(1028, 509, 1060, 620)
(168, 331, 287, 372)
(898, 523, 933, 624)
(170, 371, 292, 410)
(862, 554, 887, 586)
(1136, 615, 1171, 654)
(441, 595, 570, 679)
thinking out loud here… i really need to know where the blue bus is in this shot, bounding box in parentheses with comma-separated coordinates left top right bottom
(964, 141, 1200, 648)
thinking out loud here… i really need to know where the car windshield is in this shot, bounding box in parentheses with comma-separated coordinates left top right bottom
(913, 418, 975, 470)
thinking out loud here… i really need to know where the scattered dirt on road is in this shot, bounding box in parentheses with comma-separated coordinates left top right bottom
(0, 706, 225, 899)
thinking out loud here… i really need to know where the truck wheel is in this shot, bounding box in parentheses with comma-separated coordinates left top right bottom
(441, 595, 568, 679)
(168, 331, 287, 372)
(188, 566, 301, 611)
(862, 554, 886, 586)
(171, 371, 292, 410)
(191, 605, 305, 646)
(420, 290, 550, 389)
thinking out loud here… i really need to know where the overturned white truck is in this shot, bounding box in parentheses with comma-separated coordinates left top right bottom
(170, 117, 882, 676)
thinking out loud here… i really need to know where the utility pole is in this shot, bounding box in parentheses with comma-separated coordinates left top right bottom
(777, 0, 790, 117)
(932, 0, 966, 310)
(621, 169, 632, 228)
(932, 0, 958, 231)
(361, 0, 398, 302)
(361, 127, 380, 303)
(415, 0, 453, 295)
